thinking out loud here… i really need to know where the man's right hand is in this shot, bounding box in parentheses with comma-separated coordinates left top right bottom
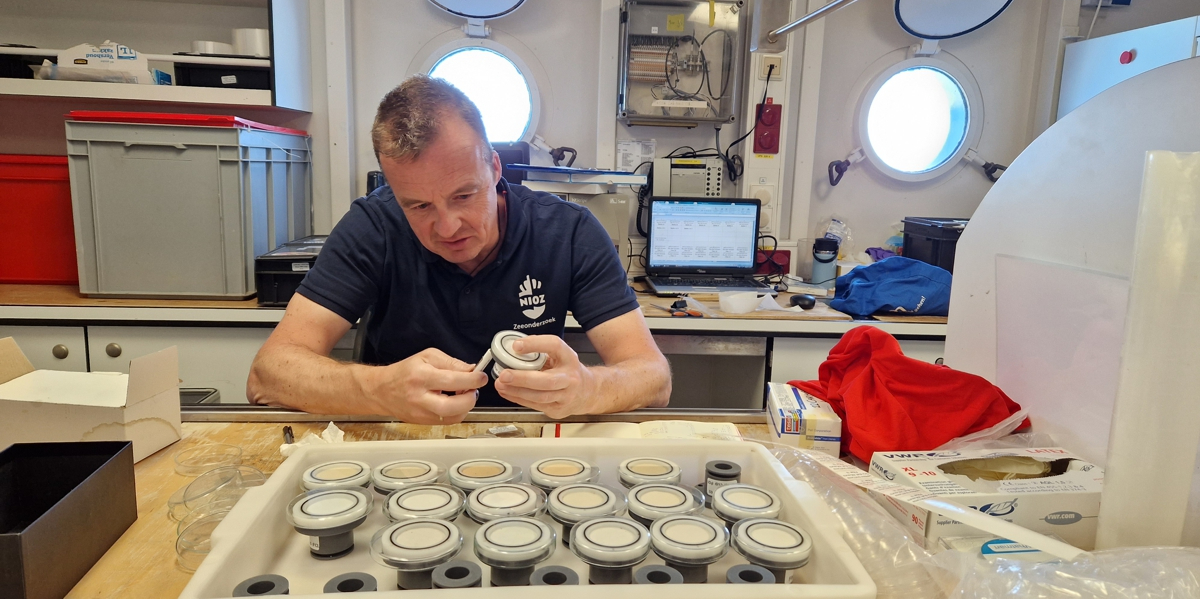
(356, 348, 488, 424)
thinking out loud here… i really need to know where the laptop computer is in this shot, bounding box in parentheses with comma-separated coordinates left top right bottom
(645, 197, 776, 296)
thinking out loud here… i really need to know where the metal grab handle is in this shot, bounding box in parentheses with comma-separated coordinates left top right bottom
(123, 142, 188, 150)
(52, 344, 69, 359)
(106, 343, 122, 358)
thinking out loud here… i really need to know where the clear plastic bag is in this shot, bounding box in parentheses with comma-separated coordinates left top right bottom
(759, 440, 1200, 599)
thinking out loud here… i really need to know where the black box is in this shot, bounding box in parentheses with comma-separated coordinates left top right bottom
(0, 442, 137, 599)
(174, 60, 270, 90)
(0, 46, 52, 80)
(902, 217, 968, 274)
(255, 235, 327, 306)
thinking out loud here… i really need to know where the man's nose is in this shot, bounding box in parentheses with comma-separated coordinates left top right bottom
(433, 206, 461, 237)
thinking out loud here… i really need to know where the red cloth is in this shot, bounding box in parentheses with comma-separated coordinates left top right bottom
(788, 326, 1027, 462)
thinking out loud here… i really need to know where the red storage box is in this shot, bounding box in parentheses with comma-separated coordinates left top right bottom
(0, 155, 78, 284)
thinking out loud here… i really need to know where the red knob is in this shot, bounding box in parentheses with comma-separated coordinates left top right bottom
(1120, 50, 1135, 65)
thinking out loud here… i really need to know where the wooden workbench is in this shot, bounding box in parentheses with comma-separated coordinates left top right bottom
(67, 421, 770, 599)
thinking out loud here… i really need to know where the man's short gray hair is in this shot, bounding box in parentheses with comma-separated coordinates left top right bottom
(371, 75, 490, 162)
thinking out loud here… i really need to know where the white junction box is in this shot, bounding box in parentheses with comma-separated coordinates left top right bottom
(868, 448, 1104, 549)
(180, 439, 875, 598)
(0, 337, 180, 462)
(766, 382, 842, 458)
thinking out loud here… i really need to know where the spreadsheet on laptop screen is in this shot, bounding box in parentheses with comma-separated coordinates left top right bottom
(649, 200, 758, 269)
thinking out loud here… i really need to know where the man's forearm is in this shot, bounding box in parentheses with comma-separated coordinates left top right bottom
(247, 342, 376, 415)
(584, 354, 671, 414)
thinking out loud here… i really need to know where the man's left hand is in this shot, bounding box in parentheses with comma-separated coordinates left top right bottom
(494, 335, 595, 419)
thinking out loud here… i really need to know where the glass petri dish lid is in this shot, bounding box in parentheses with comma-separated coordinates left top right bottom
(650, 515, 729, 565)
(373, 459, 442, 494)
(529, 457, 599, 491)
(473, 517, 556, 569)
(371, 519, 464, 572)
(170, 465, 266, 520)
(618, 457, 682, 488)
(386, 484, 466, 522)
(302, 460, 372, 490)
(175, 512, 226, 573)
(712, 484, 782, 524)
(569, 517, 651, 568)
(465, 483, 546, 523)
(174, 443, 242, 477)
(731, 518, 813, 570)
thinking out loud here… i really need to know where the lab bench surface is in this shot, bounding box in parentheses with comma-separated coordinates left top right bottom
(64, 420, 771, 599)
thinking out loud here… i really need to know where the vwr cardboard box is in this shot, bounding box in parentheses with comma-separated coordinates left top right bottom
(766, 382, 842, 458)
(868, 447, 1104, 549)
(0, 337, 180, 462)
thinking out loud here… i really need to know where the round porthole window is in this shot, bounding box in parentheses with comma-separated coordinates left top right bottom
(429, 47, 533, 143)
(856, 55, 981, 183)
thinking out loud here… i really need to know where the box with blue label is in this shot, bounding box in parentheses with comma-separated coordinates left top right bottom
(868, 448, 1104, 550)
(765, 382, 842, 457)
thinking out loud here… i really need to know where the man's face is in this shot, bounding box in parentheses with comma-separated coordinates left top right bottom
(381, 115, 502, 267)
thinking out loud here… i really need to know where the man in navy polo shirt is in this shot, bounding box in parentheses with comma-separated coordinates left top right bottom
(247, 76, 671, 423)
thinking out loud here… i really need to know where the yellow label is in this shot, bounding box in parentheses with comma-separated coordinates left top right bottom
(672, 158, 704, 165)
(754, 154, 776, 159)
(666, 14, 686, 31)
(709, 0, 716, 27)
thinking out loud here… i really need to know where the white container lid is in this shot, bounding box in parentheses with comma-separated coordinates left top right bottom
(372, 519, 463, 572)
(287, 488, 373, 530)
(473, 517, 557, 568)
(529, 457, 598, 490)
(448, 459, 521, 491)
(618, 457, 682, 487)
(650, 515, 729, 565)
(712, 484, 782, 523)
(492, 331, 548, 371)
(465, 483, 546, 523)
(731, 518, 813, 570)
(302, 460, 372, 490)
(373, 459, 442, 492)
(570, 517, 651, 568)
(627, 484, 703, 522)
(547, 484, 626, 525)
(386, 484, 466, 522)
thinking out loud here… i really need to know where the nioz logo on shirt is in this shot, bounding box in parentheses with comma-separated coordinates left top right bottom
(518, 275, 546, 319)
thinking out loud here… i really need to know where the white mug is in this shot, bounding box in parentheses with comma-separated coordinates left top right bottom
(232, 28, 270, 57)
(192, 40, 233, 55)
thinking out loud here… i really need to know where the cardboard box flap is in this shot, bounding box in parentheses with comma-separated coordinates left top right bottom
(126, 346, 179, 406)
(0, 337, 36, 385)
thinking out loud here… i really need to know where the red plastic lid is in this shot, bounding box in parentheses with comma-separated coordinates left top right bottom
(0, 154, 68, 166)
(66, 111, 307, 136)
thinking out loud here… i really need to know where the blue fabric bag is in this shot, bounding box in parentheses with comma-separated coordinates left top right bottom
(829, 256, 952, 318)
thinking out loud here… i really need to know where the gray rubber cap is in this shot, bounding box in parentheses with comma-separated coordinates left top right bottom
(634, 564, 684, 584)
(530, 565, 580, 586)
(432, 560, 483, 588)
(323, 572, 377, 593)
(232, 574, 289, 596)
(727, 564, 777, 584)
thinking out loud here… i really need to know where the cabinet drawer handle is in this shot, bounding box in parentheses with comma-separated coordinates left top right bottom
(106, 343, 122, 358)
(52, 344, 69, 359)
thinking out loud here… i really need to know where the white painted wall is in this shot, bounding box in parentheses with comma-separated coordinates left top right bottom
(800, 1, 1047, 270)
(1077, 0, 1200, 39)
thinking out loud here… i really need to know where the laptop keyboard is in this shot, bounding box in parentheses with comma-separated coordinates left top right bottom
(648, 276, 769, 289)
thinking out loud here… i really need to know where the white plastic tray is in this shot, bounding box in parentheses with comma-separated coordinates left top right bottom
(179, 438, 876, 598)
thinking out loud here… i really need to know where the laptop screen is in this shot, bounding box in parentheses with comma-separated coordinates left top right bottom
(647, 198, 760, 274)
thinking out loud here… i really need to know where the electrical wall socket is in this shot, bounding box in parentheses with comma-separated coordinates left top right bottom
(760, 55, 783, 80)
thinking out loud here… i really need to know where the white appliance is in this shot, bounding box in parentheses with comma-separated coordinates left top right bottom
(1058, 16, 1200, 119)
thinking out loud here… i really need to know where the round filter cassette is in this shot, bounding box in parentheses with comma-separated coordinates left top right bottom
(385, 484, 466, 522)
(465, 483, 546, 523)
(626, 483, 704, 526)
(448, 458, 521, 492)
(618, 457, 682, 488)
(650, 515, 729, 565)
(302, 460, 372, 490)
(731, 518, 813, 571)
(569, 517, 651, 569)
(473, 517, 557, 569)
(529, 457, 598, 491)
(712, 484, 782, 525)
(547, 484, 626, 525)
(287, 488, 373, 531)
(372, 518, 464, 572)
(372, 459, 442, 494)
(488, 331, 548, 376)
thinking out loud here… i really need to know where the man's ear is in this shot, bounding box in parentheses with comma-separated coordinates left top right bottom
(491, 150, 503, 184)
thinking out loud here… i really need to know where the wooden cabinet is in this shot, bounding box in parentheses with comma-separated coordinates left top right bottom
(0, 325, 88, 372)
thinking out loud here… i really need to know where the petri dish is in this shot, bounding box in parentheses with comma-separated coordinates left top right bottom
(176, 512, 226, 573)
(174, 443, 242, 477)
(169, 465, 266, 521)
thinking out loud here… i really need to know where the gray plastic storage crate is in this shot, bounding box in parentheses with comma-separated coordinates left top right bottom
(66, 120, 311, 299)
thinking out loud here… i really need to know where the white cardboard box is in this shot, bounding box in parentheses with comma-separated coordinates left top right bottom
(56, 41, 153, 83)
(766, 382, 842, 457)
(0, 337, 180, 462)
(868, 447, 1104, 549)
